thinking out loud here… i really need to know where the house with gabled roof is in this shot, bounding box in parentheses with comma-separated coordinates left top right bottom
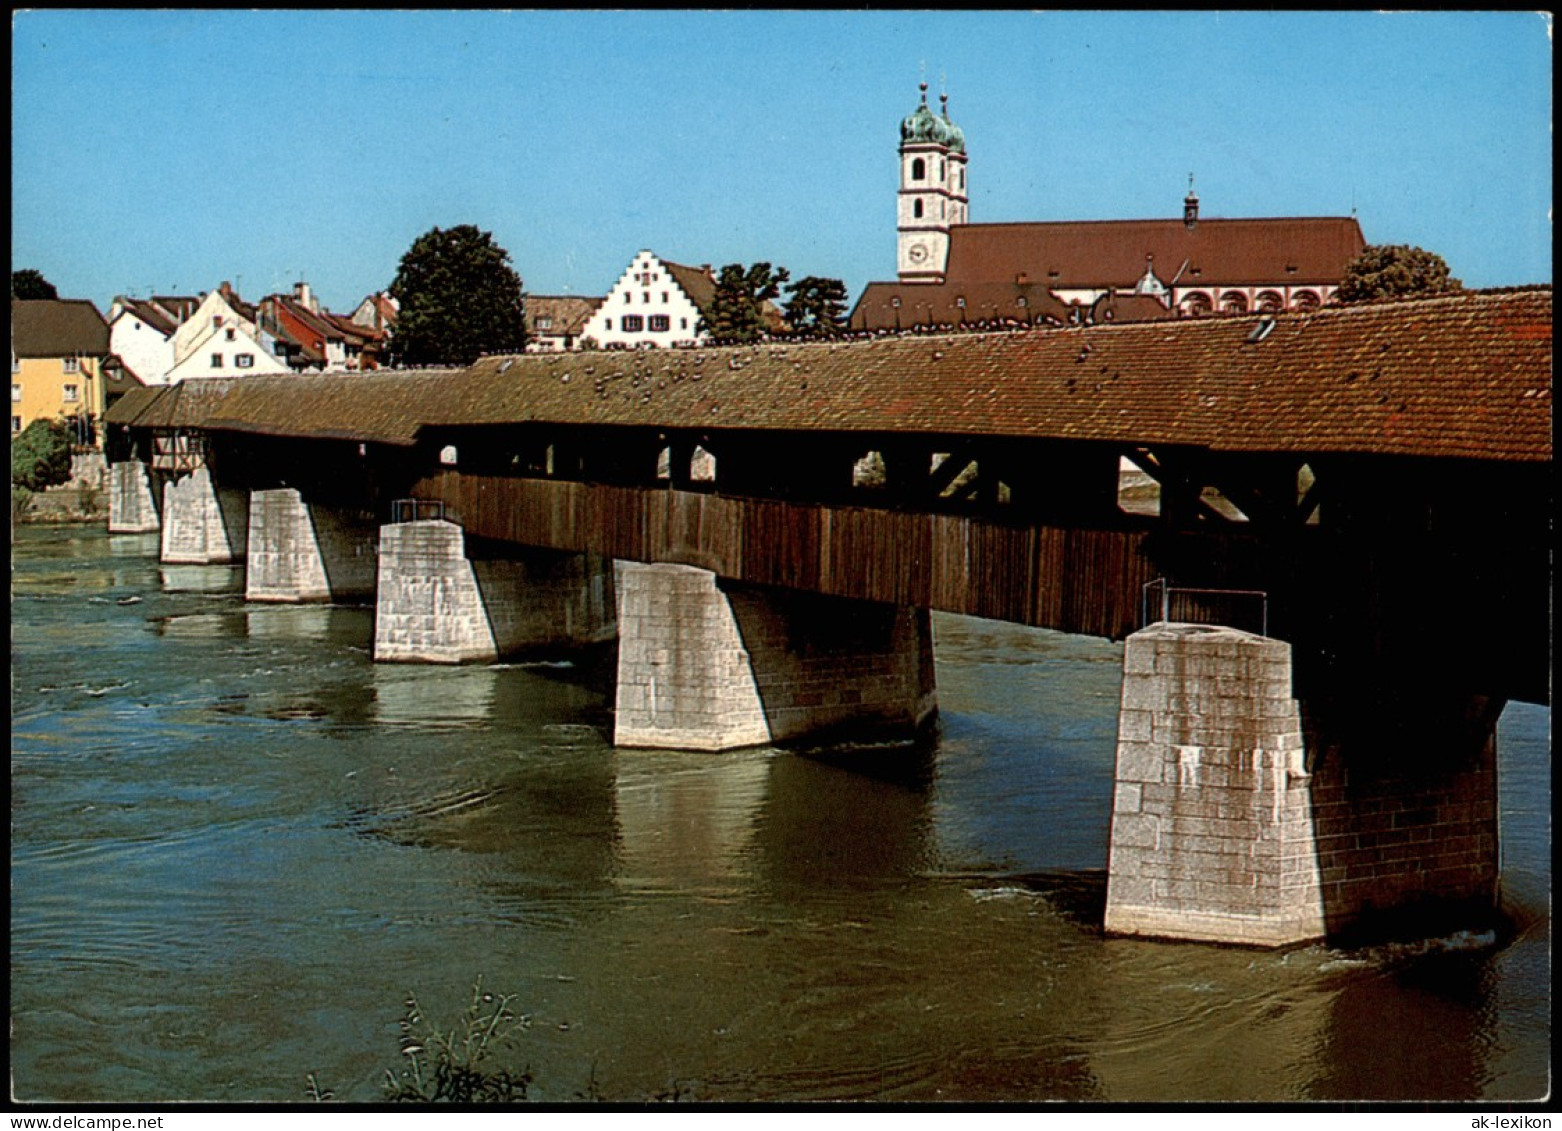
(11, 297, 119, 443)
(579, 252, 787, 349)
(165, 282, 290, 381)
(524, 295, 601, 352)
(105, 293, 210, 385)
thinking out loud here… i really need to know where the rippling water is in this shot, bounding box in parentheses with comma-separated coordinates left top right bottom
(10, 525, 1551, 1103)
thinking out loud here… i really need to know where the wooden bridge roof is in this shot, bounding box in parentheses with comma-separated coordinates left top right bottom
(106, 288, 1552, 462)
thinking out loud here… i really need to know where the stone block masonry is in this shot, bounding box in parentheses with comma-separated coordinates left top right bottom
(245, 488, 377, 603)
(613, 561, 937, 752)
(159, 468, 247, 564)
(374, 520, 616, 663)
(1105, 623, 1326, 947)
(1105, 622, 1501, 947)
(108, 459, 160, 533)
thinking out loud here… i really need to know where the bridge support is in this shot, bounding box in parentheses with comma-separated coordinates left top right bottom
(159, 467, 247, 564)
(108, 458, 160, 534)
(245, 488, 377, 603)
(612, 562, 937, 752)
(374, 519, 615, 662)
(1104, 623, 1500, 947)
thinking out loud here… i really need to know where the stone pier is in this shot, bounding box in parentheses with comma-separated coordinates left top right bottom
(159, 467, 247, 564)
(1104, 623, 1500, 947)
(613, 561, 937, 752)
(108, 458, 160, 533)
(245, 488, 378, 603)
(373, 519, 616, 662)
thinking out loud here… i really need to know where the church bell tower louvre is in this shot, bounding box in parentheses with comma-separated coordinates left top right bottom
(897, 81, 968, 283)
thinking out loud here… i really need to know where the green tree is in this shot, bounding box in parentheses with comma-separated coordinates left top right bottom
(11, 418, 75, 491)
(387, 225, 526, 366)
(782, 276, 849, 336)
(1336, 245, 1463, 303)
(699, 262, 790, 343)
(11, 269, 59, 300)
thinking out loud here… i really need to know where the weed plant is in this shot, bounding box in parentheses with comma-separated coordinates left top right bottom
(382, 977, 533, 1103)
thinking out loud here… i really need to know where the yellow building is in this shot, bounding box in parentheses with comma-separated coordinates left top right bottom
(11, 298, 117, 446)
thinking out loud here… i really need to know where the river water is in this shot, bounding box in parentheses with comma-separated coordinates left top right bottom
(10, 524, 1550, 1104)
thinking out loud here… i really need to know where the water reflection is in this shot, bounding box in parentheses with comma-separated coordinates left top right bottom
(612, 750, 770, 890)
(371, 663, 501, 729)
(160, 563, 243, 593)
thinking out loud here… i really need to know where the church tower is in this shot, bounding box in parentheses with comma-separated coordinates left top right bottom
(897, 83, 968, 283)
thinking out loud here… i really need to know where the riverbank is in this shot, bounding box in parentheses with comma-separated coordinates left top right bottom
(12, 484, 109, 525)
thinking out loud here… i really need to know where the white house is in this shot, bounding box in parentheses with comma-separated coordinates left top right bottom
(578, 251, 714, 349)
(106, 298, 182, 385)
(166, 284, 289, 381)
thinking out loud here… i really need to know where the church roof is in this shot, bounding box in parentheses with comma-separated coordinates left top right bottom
(944, 217, 1366, 290)
(850, 280, 1072, 331)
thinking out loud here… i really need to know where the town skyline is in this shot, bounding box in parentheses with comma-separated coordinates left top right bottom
(13, 10, 1553, 316)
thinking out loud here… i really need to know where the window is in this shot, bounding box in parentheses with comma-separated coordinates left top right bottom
(226, 328, 236, 341)
(911, 157, 925, 180)
(605, 318, 613, 330)
(536, 316, 553, 330)
(63, 356, 80, 373)
(913, 199, 923, 219)
(622, 315, 643, 332)
(649, 314, 670, 332)
(11, 384, 20, 403)
(661, 292, 668, 303)
(211, 353, 224, 368)
(680, 318, 688, 329)
(63, 384, 79, 402)
(623, 292, 631, 304)
(12, 416, 21, 434)
(939, 160, 945, 180)
(236, 353, 254, 369)
(642, 292, 650, 304)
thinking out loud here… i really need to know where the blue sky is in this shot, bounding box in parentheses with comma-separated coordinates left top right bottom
(11, 10, 1552, 315)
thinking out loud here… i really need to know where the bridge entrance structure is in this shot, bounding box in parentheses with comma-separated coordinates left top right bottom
(105, 288, 1551, 947)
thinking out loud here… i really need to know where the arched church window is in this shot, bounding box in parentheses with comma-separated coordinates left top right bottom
(913, 199, 923, 219)
(1220, 291, 1249, 314)
(1256, 291, 1284, 312)
(911, 157, 926, 181)
(1180, 292, 1213, 318)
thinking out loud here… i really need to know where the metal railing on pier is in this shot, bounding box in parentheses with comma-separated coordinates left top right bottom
(1141, 578, 1269, 637)
(391, 498, 448, 524)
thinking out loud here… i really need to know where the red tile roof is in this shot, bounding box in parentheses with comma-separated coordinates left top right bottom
(852, 280, 1071, 331)
(943, 217, 1366, 289)
(107, 289, 1552, 464)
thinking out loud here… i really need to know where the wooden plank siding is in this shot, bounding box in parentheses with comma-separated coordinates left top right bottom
(411, 470, 1159, 639)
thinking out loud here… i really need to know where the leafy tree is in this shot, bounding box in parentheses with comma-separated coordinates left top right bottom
(11, 269, 58, 300)
(11, 418, 75, 491)
(1336, 245, 1463, 303)
(782, 276, 849, 336)
(699, 262, 790, 343)
(387, 225, 526, 366)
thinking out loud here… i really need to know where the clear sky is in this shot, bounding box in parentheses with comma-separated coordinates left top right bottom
(11, 9, 1553, 316)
